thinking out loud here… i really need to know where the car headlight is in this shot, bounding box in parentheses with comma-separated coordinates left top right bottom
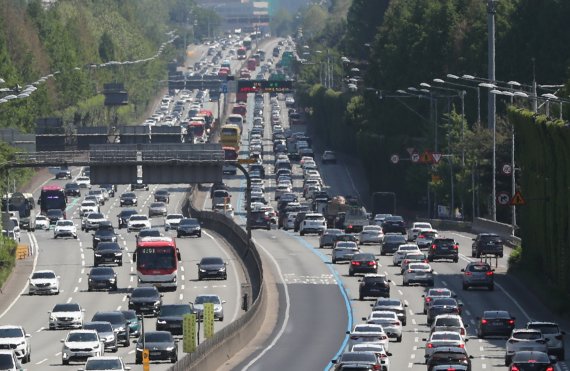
(219, 267, 226, 272)
(214, 306, 222, 312)
(114, 252, 122, 256)
(154, 301, 161, 306)
(115, 327, 124, 332)
(166, 346, 175, 351)
(109, 278, 116, 283)
(199, 269, 206, 272)
(50, 315, 56, 321)
(157, 319, 166, 324)
(93, 344, 100, 350)
(95, 254, 102, 257)
(63, 345, 70, 351)
(94, 237, 101, 241)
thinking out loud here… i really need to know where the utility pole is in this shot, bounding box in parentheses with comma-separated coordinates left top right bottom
(488, 0, 497, 221)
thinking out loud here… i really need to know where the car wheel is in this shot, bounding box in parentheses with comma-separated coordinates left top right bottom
(453, 258, 459, 263)
(359, 294, 364, 301)
(403, 281, 408, 286)
(171, 354, 178, 363)
(428, 280, 434, 287)
(558, 350, 565, 361)
(349, 271, 354, 276)
(219, 316, 224, 322)
(505, 357, 511, 366)
(53, 235, 57, 239)
(62, 359, 69, 365)
(135, 356, 142, 364)
(88, 286, 92, 292)
(124, 338, 130, 347)
(488, 284, 494, 291)
(396, 335, 402, 343)
(331, 259, 336, 264)
(300, 231, 304, 236)
(118, 261, 123, 267)
(402, 320, 407, 326)
(198, 275, 202, 281)
(462, 284, 468, 290)
(380, 251, 386, 256)
(428, 257, 433, 262)
(112, 284, 118, 291)
(471, 250, 476, 257)
(177, 233, 181, 238)
(24, 352, 30, 363)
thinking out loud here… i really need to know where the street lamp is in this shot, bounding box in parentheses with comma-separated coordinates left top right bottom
(434, 78, 481, 124)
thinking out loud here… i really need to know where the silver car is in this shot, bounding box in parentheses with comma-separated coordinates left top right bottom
(331, 241, 360, 264)
(526, 321, 566, 360)
(148, 202, 167, 217)
(402, 262, 434, 286)
(461, 261, 494, 290)
(423, 331, 467, 359)
(363, 310, 403, 342)
(392, 244, 420, 266)
(346, 324, 390, 350)
(358, 225, 384, 245)
(82, 321, 118, 352)
(505, 329, 549, 365)
(192, 294, 226, 321)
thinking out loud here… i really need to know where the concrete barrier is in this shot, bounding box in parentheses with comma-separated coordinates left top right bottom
(168, 188, 265, 371)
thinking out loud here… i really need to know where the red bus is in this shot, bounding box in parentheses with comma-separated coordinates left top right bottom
(188, 121, 207, 143)
(247, 58, 257, 71)
(133, 237, 180, 291)
(223, 146, 238, 175)
(232, 104, 247, 118)
(39, 185, 67, 217)
(237, 47, 247, 60)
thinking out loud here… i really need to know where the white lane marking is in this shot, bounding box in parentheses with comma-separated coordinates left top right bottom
(0, 232, 40, 320)
(55, 352, 61, 356)
(241, 238, 290, 371)
(203, 230, 241, 322)
(130, 276, 134, 282)
(181, 275, 185, 281)
(343, 162, 361, 200)
(181, 285, 185, 290)
(442, 280, 448, 286)
(408, 363, 413, 368)
(81, 260, 85, 266)
(66, 297, 72, 303)
(179, 294, 183, 301)
(81, 268, 85, 274)
(73, 287, 78, 293)
(465, 309, 471, 316)
(181, 266, 185, 272)
(78, 277, 82, 283)
(482, 364, 487, 369)
(35, 358, 48, 365)
(414, 336, 418, 343)
(398, 289, 403, 295)
(128, 350, 135, 354)
(122, 296, 127, 302)
(36, 327, 44, 333)
(116, 306, 122, 311)
(410, 353, 415, 359)
(412, 318, 417, 325)
(130, 266, 133, 272)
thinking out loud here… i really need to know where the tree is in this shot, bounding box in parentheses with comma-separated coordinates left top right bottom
(98, 31, 115, 62)
(345, 0, 390, 59)
(270, 9, 293, 37)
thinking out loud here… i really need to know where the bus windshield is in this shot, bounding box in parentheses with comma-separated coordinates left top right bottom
(137, 247, 176, 270)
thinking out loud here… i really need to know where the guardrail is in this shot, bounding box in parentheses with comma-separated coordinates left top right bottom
(168, 187, 265, 371)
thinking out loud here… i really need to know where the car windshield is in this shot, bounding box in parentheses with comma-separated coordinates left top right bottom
(386, 235, 406, 243)
(336, 242, 357, 248)
(150, 203, 165, 208)
(421, 232, 438, 238)
(354, 325, 382, 333)
(32, 272, 55, 279)
(371, 312, 396, 319)
(85, 359, 123, 370)
(480, 234, 501, 242)
(82, 201, 97, 206)
(0, 353, 15, 368)
(195, 295, 221, 304)
(90, 267, 114, 275)
(483, 311, 510, 319)
(0, 328, 23, 337)
(130, 215, 147, 221)
(93, 313, 123, 325)
(139, 229, 161, 237)
(57, 220, 74, 226)
(180, 219, 199, 226)
(144, 332, 172, 342)
(364, 276, 387, 283)
(377, 299, 401, 306)
(132, 288, 158, 298)
(352, 254, 375, 261)
(435, 318, 461, 327)
(512, 351, 550, 363)
(67, 332, 98, 342)
(200, 257, 224, 265)
(89, 213, 104, 219)
(428, 289, 451, 297)
(340, 353, 377, 362)
(122, 193, 136, 198)
(83, 323, 112, 333)
(160, 305, 192, 316)
(166, 215, 183, 220)
(47, 210, 62, 217)
(432, 298, 457, 306)
(386, 216, 403, 222)
(53, 303, 80, 312)
(96, 242, 120, 251)
(155, 190, 168, 195)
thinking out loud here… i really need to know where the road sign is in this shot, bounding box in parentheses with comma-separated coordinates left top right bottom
(142, 349, 150, 371)
(183, 314, 196, 353)
(411, 152, 420, 163)
(203, 303, 215, 339)
(510, 191, 526, 206)
(420, 150, 433, 164)
(497, 192, 510, 205)
(432, 152, 442, 164)
(501, 163, 513, 175)
(390, 154, 399, 164)
(406, 147, 416, 155)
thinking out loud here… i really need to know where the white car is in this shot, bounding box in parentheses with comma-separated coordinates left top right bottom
(332, 241, 360, 264)
(61, 329, 103, 365)
(284, 212, 297, 231)
(374, 214, 392, 226)
(213, 203, 234, 218)
(299, 213, 327, 236)
(364, 310, 403, 342)
(192, 294, 226, 321)
(416, 229, 439, 249)
(350, 343, 391, 371)
(127, 215, 151, 232)
(88, 189, 106, 205)
(54, 220, 77, 239)
(430, 314, 468, 339)
(80, 200, 99, 217)
(76, 176, 91, 189)
(504, 329, 549, 365)
(29, 270, 60, 295)
(83, 356, 131, 371)
(274, 185, 291, 200)
(423, 331, 467, 359)
(49, 302, 84, 330)
(408, 222, 433, 241)
(35, 215, 50, 230)
(392, 244, 421, 265)
(359, 225, 384, 245)
(82, 212, 107, 232)
(347, 324, 390, 350)
(321, 150, 337, 164)
(164, 214, 184, 231)
(0, 326, 31, 363)
(403, 262, 434, 286)
(0, 349, 24, 370)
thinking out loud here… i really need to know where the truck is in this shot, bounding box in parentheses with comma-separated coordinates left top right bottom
(371, 192, 396, 218)
(324, 196, 350, 228)
(342, 206, 369, 233)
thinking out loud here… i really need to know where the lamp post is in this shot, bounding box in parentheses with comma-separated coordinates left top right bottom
(438, 75, 481, 124)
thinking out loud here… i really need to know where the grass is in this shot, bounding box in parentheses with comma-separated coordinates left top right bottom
(0, 238, 17, 290)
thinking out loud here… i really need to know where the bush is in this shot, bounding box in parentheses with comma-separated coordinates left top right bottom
(507, 245, 522, 272)
(0, 237, 17, 289)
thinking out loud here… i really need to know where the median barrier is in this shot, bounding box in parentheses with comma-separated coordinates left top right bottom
(168, 188, 265, 371)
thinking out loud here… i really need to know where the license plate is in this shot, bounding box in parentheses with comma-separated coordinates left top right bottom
(208, 271, 217, 275)
(150, 351, 161, 356)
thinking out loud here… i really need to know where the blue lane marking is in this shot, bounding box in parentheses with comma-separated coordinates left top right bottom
(284, 231, 353, 371)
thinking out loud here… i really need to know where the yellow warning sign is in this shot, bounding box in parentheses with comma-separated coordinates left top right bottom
(420, 150, 433, 164)
(509, 191, 526, 206)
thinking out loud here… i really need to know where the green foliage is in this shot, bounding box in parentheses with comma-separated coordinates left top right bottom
(0, 236, 17, 289)
(98, 32, 115, 62)
(270, 9, 294, 37)
(345, 0, 390, 59)
(507, 245, 522, 271)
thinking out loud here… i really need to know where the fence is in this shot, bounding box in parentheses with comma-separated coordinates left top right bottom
(168, 187, 265, 371)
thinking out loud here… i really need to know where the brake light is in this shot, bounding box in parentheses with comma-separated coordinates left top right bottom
(460, 328, 465, 335)
(351, 261, 361, 266)
(447, 368, 457, 371)
(459, 343, 464, 348)
(393, 321, 401, 325)
(431, 244, 436, 250)
(379, 353, 387, 359)
(427, 343, 433, 348)
(368, 261, 376, 266)
(481, 319, 487, 324)
(508, 319, 515, 325)
(555, 334, 564, 340)
(464, 272, 472, 276)
(453, 244, 459, 250)
(418, 234, 425, 238)
(546, 367, 554, 371)
(373, 365, 381, 370)
(408, 269, 413, 273)
(510, 366, 519, 371)
(486, 271, 494, 276)
(348, 224, 353, 229)
(425, 297, 432, 302)
(350, 335, 358, 340)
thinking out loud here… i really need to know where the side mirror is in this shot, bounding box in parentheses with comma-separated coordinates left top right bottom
(386, 352, 392, 356)
(422, 338, 427, 341)
(331, 360, 337, 364)
(222, 300, 227, 304)
(387, 279, 391, 283)
(362, 317, 367, 321)
(346, 331, 350, 334)
(82, 309, 86, 312)
(357, 279, 362, 282)
(60, 339, 65, 343)
(460, 269, 465, 272)
(160, 294, 164, 297)
(127, 295, 131, 298)
(421, 294, 425, 297)
(404, 304, 408, 307)
(25, 334, 31, 338)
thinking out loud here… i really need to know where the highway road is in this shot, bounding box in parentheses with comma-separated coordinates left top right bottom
(0, 41, 257, 370)
(211, 43, 570, 370)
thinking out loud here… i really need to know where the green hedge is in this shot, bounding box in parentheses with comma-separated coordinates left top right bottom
(0, 237, 17, 290)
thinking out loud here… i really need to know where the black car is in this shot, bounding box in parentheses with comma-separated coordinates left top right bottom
(94, 242, 123, 267)
(120, 192, 138, 207)
(248, 210, 272, 230)
(117, 209, 138, 229)
(135, 331, 177, 364)
(92, 221, 117, 248)
(46, 208, 64, 225)
(87, 266, 118, 291)
(319, 229, 344, 248)
(293, 211, 309, 232)
(428, 238, 459, 262)
(197, 256, 228, 280)
(128, 287, 163, 316)
(176, 218, 201, 237)
(55, 167, 72, 179)
(509, 351, 557, 370)
(425, 347, 472, 371)
(154, 189, 170, 203)
(427, 298, 461, 325)
(371, 298, 408, 326)
(381, 215, 406, 234)
(155, 304, 193, 335)
(91, 311, 130, 346)
(332, 352, 380, 371)
(210, 182, 228, 198)
(359, 274, 390, 300)
(380, 233, 407, 255)
(471, 233, 504, 258)
(64, 182, 81, 197)
(476, 310, 516, 338)
(131, 178, 149, 191)
(349, 253, 379, 276)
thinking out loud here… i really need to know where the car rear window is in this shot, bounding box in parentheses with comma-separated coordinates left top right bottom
(514, 331, 542, 340)
(364, 276, 387, 283)
(483, 311, 510, 319)
(468, 264, 491, 272)
(527, 323, 560, 334)
(435, 317, 461, 326)
(386, 235, 406, 243)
